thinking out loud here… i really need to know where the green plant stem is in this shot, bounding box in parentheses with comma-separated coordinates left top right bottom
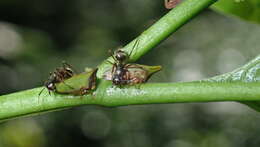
(1, 81, 260, 121)
(0, 0, 222, 121)
(97, 0, 218, 76)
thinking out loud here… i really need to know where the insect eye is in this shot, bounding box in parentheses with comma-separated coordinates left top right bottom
(115, 51, 127, 61)
(114, 79, 120, 84)
(47, 83, 53, 88)
(113, 78, 119, 82)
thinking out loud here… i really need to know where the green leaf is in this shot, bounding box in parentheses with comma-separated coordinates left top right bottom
(205, 55, 260, 82)
(204, 55, 260, 112)
(211, 0, 260, 24)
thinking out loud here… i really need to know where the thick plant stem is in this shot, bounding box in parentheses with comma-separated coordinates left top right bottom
(1, 81, 260, 121)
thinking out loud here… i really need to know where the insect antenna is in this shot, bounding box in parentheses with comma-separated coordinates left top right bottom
(108, 49, 117, 62)
(128, 38, 140, 61)
(62, 60, 77, 73)
(38, 87, 45, 97)
(105, 60, 114, 65)
(38, 87, 45, 104)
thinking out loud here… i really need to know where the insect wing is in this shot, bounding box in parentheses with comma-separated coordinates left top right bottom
(103, 69, 113, 81)
(55, 68, 96, 93)
(126, 64, 162, 83)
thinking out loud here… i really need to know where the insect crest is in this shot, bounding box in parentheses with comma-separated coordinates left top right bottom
(54, 68, 98, 96)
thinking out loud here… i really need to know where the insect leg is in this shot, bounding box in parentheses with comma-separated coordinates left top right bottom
(105, 60, 114, 65)
(129, 38, 140, 59)
(111, 64, 116, 74)
(62, 61, 72, 68)
(38, 87, 46, 104)
(109, 49, 117, 62)
(63, 61, 77, 73)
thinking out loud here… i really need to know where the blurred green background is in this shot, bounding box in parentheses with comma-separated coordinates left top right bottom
(0, 0, 260, 147)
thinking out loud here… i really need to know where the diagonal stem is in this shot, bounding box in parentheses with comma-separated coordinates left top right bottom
(97, 0, 218, 77)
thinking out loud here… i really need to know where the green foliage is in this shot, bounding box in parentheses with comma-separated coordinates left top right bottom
(205, 55, 260, 82)
(204, 55, 260, 111)
(212, 0, 260, 24)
